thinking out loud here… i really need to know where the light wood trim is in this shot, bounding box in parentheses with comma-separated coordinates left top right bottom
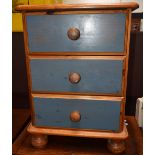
(120, 10, 132, 128)
(16, 2, 139, 12)
(29, 52, 126, 56)
(22, 13, 35, 123)
(123, 10, 129, 55)
(121, 9, 132, 129)
(123, 9, 132, 97)
(30, 125, 122, 133)
(31, 91, 122, 97)
(25, 9, 128, 15)
(29, 55, 126, 60)
(27, 123, 128, 139)
(32, 94, 124, 101)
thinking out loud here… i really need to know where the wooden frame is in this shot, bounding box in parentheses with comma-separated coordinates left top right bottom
(22, 11, 129, 137)
(123, 9, 132, 97)
(19, 3, 139, 142)
(22, 13, 35, 123)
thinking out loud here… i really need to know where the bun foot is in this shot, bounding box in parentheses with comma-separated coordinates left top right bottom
(107, 139, 126, 154)
(31, 134, 48, 149)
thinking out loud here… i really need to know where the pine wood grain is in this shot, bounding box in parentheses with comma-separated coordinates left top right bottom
(27, 123, 128, 139)
(15, 2, 139, 12)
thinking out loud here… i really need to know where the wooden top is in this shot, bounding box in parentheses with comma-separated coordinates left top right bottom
(15, 2, 139, 12)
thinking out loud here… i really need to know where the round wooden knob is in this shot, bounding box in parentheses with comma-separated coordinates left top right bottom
(70, 111, 81, 122)
(67, 28, 80, 40)
(69, 72, 81, 84)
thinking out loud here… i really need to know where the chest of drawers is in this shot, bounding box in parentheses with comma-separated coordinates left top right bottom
(16, 2, 138, 154)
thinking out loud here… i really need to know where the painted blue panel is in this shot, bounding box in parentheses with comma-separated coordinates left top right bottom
(26, 13, 126, 52)
(30, 59, 123, 94)
(33, 97, 121, 131)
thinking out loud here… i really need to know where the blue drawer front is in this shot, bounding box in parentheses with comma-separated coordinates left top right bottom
(30, 59, 123, 94)
(33, 97, 121, 131)
(26, 13, 126, 53)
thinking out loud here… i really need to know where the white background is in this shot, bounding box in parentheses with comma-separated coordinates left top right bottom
(0, 1, 12, 155)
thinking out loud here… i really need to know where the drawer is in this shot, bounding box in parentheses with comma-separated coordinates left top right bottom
(26, 13, 126, 53)
(30, 56, 125, 95)
(32, 94, 123, 131)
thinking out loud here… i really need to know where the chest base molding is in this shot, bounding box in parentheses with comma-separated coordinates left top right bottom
(27, 123, 128, 139)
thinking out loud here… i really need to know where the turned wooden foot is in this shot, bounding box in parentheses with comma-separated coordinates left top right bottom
(31, 134, 48, 149)
(107, 139, 126, 154)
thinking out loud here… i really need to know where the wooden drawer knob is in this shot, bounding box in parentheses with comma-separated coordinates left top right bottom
(67, 28, 80, 40)
(70, 111, 81, 122)
(69, 72, 81, 84)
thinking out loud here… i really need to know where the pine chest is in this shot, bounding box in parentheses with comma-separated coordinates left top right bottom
(16, 2, 138, 153)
